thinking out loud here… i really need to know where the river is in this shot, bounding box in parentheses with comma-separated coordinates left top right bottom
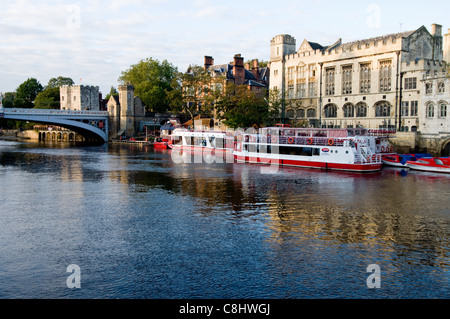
(0, 140, 448, 299)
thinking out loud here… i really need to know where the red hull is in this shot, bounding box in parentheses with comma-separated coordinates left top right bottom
(234, 155, 381, 172)
(153, 142, 170, 149)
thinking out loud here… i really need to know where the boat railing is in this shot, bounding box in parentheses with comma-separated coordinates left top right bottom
(243, 134, 347, 147)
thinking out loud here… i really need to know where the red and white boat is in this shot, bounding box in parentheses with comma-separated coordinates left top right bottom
(406, 157, 450, 174)
(382, 153, 432, 167)
(233, 127, 393, 173)
(153, 137, 171, 149)
(169, 129, 234, 153)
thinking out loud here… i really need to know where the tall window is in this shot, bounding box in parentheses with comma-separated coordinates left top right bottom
(297, 65, 306, 79)
(308, 64, 316, 78)
(379, 60, 392, 92)
(360, 63, 371, 93)
(404, 77, 417, 90)
(308, 82, 316, 97)
(288, 67, 295, 80)
(438, 82, 445, 93)
(375, 101, 391, 117)
(324, 104, 337, 118)
(356, 102, 368, 117)
(401, 101, 409, 117)
(427, 103, 435, 118)
(440, 103, 447, 118)
(325, 68, 335, 96)
(343, 103, 354, 118)
(288, 84, 294, 99)
(426, 83, 433, 95)
(342, 65, 353, 95)
(297, 83, 306, 98)
(410, 101, 418, 116)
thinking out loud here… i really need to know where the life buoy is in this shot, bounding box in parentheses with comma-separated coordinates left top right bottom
(328, 139, 334, 146)
(381, 146, 385, 152)
(307, 138, 313, 145)
(271, 136, 278, 144)
(250, 136, 256, 143)
(288, 137, 294, 144)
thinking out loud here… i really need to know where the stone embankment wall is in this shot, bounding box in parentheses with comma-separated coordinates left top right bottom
(390, 132, 450, 156)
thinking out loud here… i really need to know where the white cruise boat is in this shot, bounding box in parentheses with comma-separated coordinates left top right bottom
(232, 127, 394, 173)
(169, 129, 234, 153)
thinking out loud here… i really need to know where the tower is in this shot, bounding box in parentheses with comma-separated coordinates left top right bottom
(118, 83, 135, 136)
(269, 35, 296, 122)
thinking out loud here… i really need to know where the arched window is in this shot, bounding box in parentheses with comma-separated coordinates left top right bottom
(307, 108, 316, 118)
(343, 103, 354, 118)
(375, 101, 391, 117)
(427, 103, 435, 118)
(296, 109, 305, 118)
(356, 102, 368, 117)
(324, 104, 337, 118)
(286, 109, 295, 119)
(440, 103, 447, 118)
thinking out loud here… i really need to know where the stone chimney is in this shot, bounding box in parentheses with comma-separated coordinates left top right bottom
(251, 59, 260, 81)
(431, 24, 442, 37)
(233, 54, 245, 85)
(444, 29, 450, 65)
(204, 56, 214, 70)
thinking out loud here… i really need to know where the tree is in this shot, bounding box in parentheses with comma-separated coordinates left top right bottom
(33, 77, 74, 109)
(168, 65, 216, 125)
(215, 82, 270, 129)
(267, 87, 284, 124)
(118, 58, 178, 113)
(1, 92, 16, 108)
(34, 87, 60, 109)
(46, 76, 74, 89)
(14, 78, 44, 108)
(104, 86, 119, 101)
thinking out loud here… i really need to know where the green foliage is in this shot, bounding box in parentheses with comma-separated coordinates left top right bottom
(118, 58, 178, 113)
(34, 87, 60, 109)
(1, 92, 16, 108)
(169, 65, 216, 122)
(46, 76, 74, 89)
(104, 86, 119, 101)
(215, 82, 271, 129)
(14, 78, 44, 108)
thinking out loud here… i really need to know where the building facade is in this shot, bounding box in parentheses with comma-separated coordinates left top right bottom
(269, 24, 450, 155)
(60, 85, 100, 111)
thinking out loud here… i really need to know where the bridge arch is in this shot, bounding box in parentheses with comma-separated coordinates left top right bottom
(1, 108, 108, 143)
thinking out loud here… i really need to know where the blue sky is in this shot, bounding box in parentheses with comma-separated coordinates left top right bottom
(0, 0, 448, 95)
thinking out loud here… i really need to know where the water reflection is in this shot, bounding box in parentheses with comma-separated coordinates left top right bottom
(0, 140, 449, 298)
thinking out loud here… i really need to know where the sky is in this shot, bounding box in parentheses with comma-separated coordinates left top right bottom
(0, 0, 448, 95)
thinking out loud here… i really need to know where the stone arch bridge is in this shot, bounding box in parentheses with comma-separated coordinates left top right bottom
(0, 108, 108, 143)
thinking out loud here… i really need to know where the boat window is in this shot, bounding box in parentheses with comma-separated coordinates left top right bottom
(434, 158, 444, 165)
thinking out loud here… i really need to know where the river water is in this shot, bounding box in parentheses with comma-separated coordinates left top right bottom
(0, 139, 448, 299)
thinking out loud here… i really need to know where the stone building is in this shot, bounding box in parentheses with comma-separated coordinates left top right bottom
(204, 54, 269, 95)
(60, 85, 100, 111)
(269, 24, 450, 155)
(107, 83, 146, 138)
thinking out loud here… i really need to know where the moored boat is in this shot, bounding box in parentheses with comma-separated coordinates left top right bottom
(153, 137, 171, 149)
(382, 153, 432, 167)
(233, 127, 390, 173)
(169, 129, 234, 152)
(406, 157, 450, 174)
